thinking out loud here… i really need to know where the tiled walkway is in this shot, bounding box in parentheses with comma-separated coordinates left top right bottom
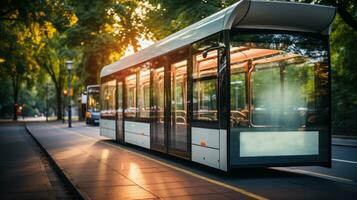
(27, 122, 254, 200)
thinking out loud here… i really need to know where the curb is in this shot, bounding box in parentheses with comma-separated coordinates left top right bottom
(331, 143, 357, 148)
(332, 137, 357, 148)
(25, 124, 90, 200)
(332, 135, 357, 140)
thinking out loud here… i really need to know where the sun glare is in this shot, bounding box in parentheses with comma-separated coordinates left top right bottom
(123, 38, 155, 57)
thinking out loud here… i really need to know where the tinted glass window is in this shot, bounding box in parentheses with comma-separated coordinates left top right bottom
(192, 50, 218, 121)
(138, 67, 151, 118)
(100, 80, 116, 116)
(125, 74, 136, 118)
(230, 32, 329, 129)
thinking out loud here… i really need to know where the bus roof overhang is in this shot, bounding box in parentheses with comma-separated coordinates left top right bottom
(227, 0, 336, 34)
(100, 0, 335, 78)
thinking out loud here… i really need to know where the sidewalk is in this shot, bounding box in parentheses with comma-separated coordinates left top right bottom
(26, 122, 256, 200)
(0, 124, 73, 199)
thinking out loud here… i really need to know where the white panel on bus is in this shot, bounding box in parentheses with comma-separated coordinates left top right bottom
(124, 121, 150, 149)
(100, 119, 116, 139)
(219, 129, 227, 171)
(125, 121, 150, 136)
(240, 131, 319, 157)
(192, 127, 219, 149)
(192, 145, 220, 169)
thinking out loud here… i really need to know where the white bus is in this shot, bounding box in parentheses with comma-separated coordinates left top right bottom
(99, 0, 335, 171)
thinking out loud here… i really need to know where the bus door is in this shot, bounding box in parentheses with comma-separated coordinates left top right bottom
(151, 66, 166, 152)
(168, 57, 190, 159)
(116, 81, 124, 142)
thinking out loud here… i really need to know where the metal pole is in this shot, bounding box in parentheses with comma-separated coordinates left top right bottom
(46, 83, 49, 121)
(68, 69, 72, 128)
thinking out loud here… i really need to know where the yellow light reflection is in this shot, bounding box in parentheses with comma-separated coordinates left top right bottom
(128, 162, 143, 181)
(101, 149, 109, 161)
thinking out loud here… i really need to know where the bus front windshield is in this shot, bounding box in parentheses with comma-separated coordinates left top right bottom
(229, 30, 329, 129)
(88, 92, 100, 112)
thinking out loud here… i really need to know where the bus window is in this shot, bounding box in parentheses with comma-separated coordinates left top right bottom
(100, 80, 116, 116)
(230, 32, 329, 129)
(88, 92, 100, 112)
(107, 80, 116, 114)
(138, 66, 151, 118)
(230, 60, 248, 127)
(100, 83, 107, 113)
(192, 50, 218, 121)
(170, 59, 188, 153)
(125, 74, 137, 118)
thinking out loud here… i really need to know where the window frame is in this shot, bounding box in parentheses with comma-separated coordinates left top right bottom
(192, 50, 219, 122)
(190, 34, 221, 128)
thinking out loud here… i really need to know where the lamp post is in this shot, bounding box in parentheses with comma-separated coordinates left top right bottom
(66, 60, 73, 128)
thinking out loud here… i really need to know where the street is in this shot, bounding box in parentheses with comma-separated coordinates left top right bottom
(1, 121, 357, 199)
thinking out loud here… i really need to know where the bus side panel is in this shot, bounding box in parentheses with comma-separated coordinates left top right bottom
(100, 119, 116, 139)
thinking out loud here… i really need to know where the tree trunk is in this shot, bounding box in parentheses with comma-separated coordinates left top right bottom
(56, 86, 63, 120)
(12, 74, 19, 121)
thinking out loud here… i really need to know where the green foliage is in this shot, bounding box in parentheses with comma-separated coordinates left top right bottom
(67, 0, 146, 84)
(330, 14, 357, 134)
(145, 0, 236, 39)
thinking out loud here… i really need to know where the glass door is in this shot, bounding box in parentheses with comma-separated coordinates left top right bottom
(169, 60, 189, 158)
(151, 66, 166, 152)
(116, 81, 124, 142)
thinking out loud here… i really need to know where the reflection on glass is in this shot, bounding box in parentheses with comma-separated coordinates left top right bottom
(170, 60, 188, 152)
(193, 50, 218, 121)
(230, 32, 329, 129)
(138, 67, 150, 118)
(100, 80, 116, 116)
(125, 74, 136, 118)
(152, 66, 165, 147)
(100, 83, 106, 115)
(117, 81, 124, 141)
(88, 92, 100, 112)
(230, 70, 248, 127)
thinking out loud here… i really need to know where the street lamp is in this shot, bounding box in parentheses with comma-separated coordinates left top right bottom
(66, 60, 73, 128)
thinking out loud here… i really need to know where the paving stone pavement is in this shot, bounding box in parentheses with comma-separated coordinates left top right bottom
(27, 122, 255, 200)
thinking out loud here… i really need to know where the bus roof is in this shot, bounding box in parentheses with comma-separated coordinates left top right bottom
(100, 0, 335, 78)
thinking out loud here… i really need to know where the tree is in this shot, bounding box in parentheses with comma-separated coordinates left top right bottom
(299, 0, 356, 31)
(0, 20, 39, 120)
(35, 33, 80, 120)
(0, 0, 66, 120)
(67, 0, 146, 85)
(330, 14, 357, 135)
(145, 0, 235, 40)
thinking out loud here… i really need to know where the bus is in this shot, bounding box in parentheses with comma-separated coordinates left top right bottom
(99, 0, 335, 171)
(86, 85, 100, 125)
